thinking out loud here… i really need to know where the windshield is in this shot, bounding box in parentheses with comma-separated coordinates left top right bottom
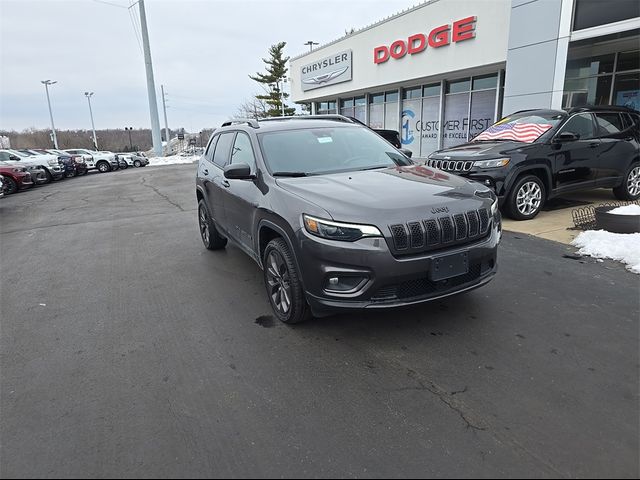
(258, 126, 411, 176)
(474, 112, 565, 143)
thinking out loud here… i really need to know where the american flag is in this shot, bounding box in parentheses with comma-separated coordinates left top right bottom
(475, 122, 553, 143)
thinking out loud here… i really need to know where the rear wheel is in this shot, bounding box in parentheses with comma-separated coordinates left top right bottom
(3, 177, 17, 194)
(198, 199, 227, 250)
(613, 163, 640, 201)
(263, 237, 311, 324)
(506, 174, 546, 220)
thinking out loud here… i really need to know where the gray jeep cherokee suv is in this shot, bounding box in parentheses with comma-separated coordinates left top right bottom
(196, 116, 501, 323)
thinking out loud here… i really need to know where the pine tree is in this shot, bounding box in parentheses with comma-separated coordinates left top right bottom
(249, 42, 296, 117)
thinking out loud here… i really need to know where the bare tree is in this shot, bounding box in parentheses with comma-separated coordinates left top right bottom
(236, 96, 269, 119)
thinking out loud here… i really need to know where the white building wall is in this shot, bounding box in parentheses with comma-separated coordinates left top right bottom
(290, 0, 511, 103)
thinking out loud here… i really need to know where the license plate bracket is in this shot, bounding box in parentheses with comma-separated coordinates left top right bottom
(430, 252, 469, 281)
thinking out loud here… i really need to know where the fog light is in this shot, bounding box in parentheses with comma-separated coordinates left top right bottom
(324, 275, 366, 293)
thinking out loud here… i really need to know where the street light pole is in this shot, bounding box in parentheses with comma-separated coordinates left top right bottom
(84, 92, 98, 150)
(125, 127, 133, 151)
(41, 80, 59, 148)
(138, 0, 163, 157)
(304, 40, 318, 52)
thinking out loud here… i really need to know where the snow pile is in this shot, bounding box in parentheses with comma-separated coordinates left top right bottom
(571, 230, 640, 274)
(147, 154, 199, 166)
(609, 204, 640, 215)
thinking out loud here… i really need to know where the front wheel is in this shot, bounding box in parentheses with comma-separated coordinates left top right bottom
(3, 177, 17, 194)
(97, 161, 110, 173)
(613, 164, 640, 201)
(263, 238, 311, 324)
(134, 160, 142, 167)
(198, 199, 227, 250)
(506, 174, 546, 220)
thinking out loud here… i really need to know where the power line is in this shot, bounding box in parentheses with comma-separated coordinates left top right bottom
(128, 0, 144, 55)
(92, 0, 128, 8)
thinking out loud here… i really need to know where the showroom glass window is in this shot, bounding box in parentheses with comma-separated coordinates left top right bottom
(573, 0, 640, 31)
(400, 83, 442, 158)
(316, 101, 337, 115)
(563, 49, 640, 109)
(339, 96, 365, 122)
(368, 91, 398, 129)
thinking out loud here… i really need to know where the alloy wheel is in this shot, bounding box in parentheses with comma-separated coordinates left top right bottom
(198, 206, 210, 245)
(628, 166, 640, 197)
(265, 250, 292, 315)
(516, 181, 542, 216)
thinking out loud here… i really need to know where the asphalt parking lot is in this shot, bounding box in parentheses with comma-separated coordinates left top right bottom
(1, 165, 638, 478)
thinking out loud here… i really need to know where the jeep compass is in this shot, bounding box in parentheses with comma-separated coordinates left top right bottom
(196, 116, 501, 323)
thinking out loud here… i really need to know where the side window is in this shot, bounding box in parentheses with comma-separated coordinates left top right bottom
(0, 152, 9, 161)
(230, 132, 256, 172)
(561, 113, 595, 140)
(205, 135, 218, 163)
(595, 113, 624, 136)
(212, 132, 235, 168)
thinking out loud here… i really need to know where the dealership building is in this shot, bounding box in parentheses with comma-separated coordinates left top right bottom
(289, 0, 640, 157)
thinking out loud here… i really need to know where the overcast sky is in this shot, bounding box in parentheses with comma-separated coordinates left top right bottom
(0, 0, 418, 133)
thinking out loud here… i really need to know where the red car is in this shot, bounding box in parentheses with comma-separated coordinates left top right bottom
(0, 163, 34, 194)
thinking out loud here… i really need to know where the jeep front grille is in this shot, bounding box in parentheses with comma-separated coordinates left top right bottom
(426, 158, 474, 173)
(388, 209, 491, 256)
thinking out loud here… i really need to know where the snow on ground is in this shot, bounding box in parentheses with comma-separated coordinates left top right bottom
(571, 230, 640, 274)
(147, 154, 199, 166)
(609, 204, 640, 215)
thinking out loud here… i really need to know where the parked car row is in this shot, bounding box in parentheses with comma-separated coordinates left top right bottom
(0, 148, 149, 195)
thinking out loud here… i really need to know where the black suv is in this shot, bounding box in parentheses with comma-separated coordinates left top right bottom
(196, 115, 501, 323)
(427, 106, 640, 220)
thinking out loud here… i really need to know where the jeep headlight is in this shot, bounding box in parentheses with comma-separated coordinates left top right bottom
(303, 214, 382, 242)
(473, 158, 510, 169)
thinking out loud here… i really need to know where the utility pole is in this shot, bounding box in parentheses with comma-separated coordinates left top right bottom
(84, 92, 98, 150)
(138, 0, 162, 157)
(41, 80, 59, 149)
(304, 41, 318, 52)
(161, 84, 170, 152)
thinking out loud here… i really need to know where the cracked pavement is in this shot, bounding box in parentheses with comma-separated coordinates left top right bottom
(1, 164, 638, 478)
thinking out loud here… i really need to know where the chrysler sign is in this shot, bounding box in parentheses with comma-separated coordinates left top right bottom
(300, 50, 352, 91)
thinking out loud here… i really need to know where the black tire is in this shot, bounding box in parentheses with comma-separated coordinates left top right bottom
(613, 163, 640, 201)
(134, 160, 142, 167)
(263, 237, 311, 324)
(97, 161, 110, 173)
(65, 169, 76, 178)
(121, 162, 128, 170)
(3, 177, 17, 194)
(506, 174, 546, 220)
(43, 169, 52, 183)
(198, 199, 227, 250)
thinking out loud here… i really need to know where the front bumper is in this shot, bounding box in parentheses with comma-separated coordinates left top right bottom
(298, 218, 501, 316)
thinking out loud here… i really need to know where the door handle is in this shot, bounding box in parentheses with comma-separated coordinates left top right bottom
(203, 168, 209, 175)
(222, 180, 231, 188)
(589, 142, 599, 148)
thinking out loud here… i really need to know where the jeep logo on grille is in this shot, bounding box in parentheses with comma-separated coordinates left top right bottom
(431, 206, 450, 214)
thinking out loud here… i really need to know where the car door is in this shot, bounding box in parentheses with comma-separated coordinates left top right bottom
(204, 132, 235, 234)
(593, 112, 637, 187)
(551, 113, 600, 191)
(221, 131, 262, 257)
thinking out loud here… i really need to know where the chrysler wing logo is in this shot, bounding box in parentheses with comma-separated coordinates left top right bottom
(302, 66, 349, 85)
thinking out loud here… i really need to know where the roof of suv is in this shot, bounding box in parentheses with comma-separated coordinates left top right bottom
(218, 115, 361, 133)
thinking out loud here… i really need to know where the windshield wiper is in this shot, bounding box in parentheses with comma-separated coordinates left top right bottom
(356, 165, 390, 171)
(272, 171, 309, 177)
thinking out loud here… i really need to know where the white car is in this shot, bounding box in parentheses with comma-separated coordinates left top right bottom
(0, 150, 56, 183)
(64, 149, 118, 173)
(116, 152, 149, 168)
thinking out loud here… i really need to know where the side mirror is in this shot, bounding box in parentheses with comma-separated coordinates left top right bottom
(555, 132, 580, 143)
(224, 163, 254, 180)
(399, 148, 413, 158)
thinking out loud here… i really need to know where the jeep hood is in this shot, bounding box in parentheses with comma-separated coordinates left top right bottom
(275, 165, 491, 225)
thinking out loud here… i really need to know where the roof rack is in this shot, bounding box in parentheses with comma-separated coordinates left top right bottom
(221, 118, 260, 128)
(259, 114, 356, 124)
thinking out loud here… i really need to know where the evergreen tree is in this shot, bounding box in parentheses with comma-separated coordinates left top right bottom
(249, 42, 296, 117)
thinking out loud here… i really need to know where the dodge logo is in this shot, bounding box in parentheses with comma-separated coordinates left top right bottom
(301, 66, 349, 86)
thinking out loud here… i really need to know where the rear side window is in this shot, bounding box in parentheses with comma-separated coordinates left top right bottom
(622, 113, 640, 130)
(212, 132, 235, 168)
(595, 113, 624, 136)
(230, 132, 256, 172)
(561, 113, 595, 140)
(205, 135, 218, 163)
